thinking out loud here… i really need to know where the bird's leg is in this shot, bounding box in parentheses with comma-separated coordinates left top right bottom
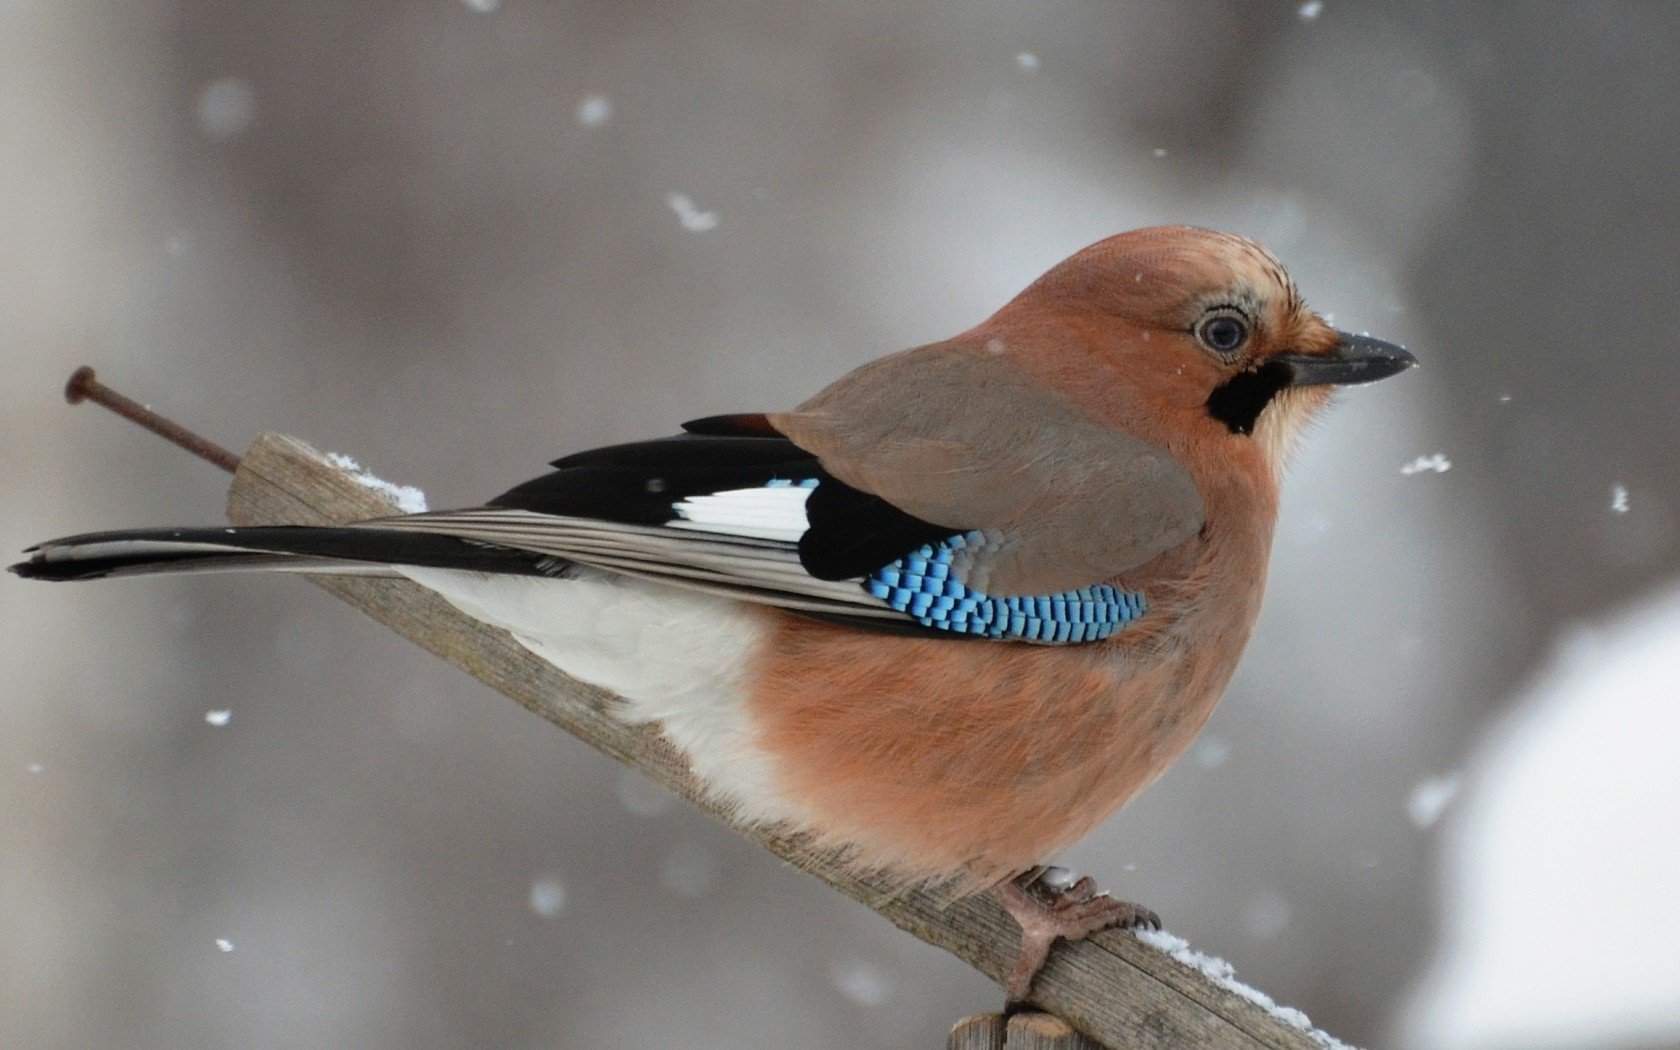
(992, 866, 1161, 1001)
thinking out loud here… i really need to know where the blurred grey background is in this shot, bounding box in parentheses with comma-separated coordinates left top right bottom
(4, 2, 1677, 1048)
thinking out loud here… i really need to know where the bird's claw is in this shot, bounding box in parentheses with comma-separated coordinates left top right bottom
(995, 868, 1159, 1001)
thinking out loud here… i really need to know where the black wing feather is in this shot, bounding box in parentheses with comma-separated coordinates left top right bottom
(489, 427, 961, 584)
(492, 434, 820, 525)
(798, 472, 957, 581)
(14, 525, 554, 582)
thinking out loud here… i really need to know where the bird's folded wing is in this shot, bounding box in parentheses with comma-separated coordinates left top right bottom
(769, 342, 1207, 596)
(364, 506, 906, 621)
(359, 370, 1196, 644)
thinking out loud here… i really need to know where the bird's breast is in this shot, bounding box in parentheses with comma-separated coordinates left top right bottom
(741, 579, 1260, 887)
(738, 491, 1277, 886)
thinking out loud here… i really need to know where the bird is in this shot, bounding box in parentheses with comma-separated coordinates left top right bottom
(11, 226, 1416, 999)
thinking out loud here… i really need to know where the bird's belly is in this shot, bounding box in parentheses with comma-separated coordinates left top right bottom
(745, 613, 1225, 886)
(401, 568, 1227, 889)
(398, 567, 811, 829)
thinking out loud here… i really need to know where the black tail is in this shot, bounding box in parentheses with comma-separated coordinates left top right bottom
(10, 525, 559, 582)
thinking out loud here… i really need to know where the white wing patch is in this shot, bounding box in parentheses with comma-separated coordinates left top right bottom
(399, 565, 809, 829)
(669, 482, 816, 543)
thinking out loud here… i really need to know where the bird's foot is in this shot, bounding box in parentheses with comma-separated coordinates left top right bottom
(993, 866, 1160, 1001)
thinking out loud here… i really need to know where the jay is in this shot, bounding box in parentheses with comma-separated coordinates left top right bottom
(12, 226, 1416, 998)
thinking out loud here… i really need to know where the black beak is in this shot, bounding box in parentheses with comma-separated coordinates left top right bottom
(1276, 331, 1418, 387)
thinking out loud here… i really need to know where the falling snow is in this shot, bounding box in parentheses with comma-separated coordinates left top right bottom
(575, 94, 612, 127)
(1136, 928, 1355, 1049)
(1612, 485, 1630, 514)
(460, 0, 500, 12)
(659, 841, 721, 898)
(1243, 891, 1292, 940)
(1015, 52, 1039, 70)
(215, 938, 235, 952)
(615, 768, 676, 817)
(1152, 147, 1169, 158)
(1408, 773, 1462, 829)
(666, 193, 719, 232)
(324, 453, 430, 513)
(25, 762, 45, 775)
(1194, 737, 1231, 768)
(1299, 1, 1324, 20)
(204, 709, 232, 727)
(196, 78, 256, 140)
(1400, 453, 1452, 476)
(528, 876, 567, 918)
(831, 960, 893, 1007)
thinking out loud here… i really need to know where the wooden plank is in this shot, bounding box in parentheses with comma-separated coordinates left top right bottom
(225, 432, 1346, 1050)
(948, 1014, 1006, 1050)
(1006, 1012, 1104, 1050)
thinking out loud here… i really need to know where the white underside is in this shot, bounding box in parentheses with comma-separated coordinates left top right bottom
(397, 565, 805, 828)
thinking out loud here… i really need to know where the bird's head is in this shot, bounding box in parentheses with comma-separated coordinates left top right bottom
(990, 225, 1416, 475)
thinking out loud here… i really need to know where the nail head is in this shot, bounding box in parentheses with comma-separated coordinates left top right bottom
(65, 366, 98, 405)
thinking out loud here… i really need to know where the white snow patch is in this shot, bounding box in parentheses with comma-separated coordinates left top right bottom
(528, 876, 567, 918)
(1015, 52, 1039, 70)
(666, 192, 719, 232)
(214, 938, 235, 952)
(1136, 928, 1355, 1049)
(1298, 1, 1324, 20)
(196, 78, 256, 140)
(324, 452, 429, 513)
(1400, 453, 1451, 476)
(1400, 585, 1680, 1049)
(204, 709, 232, 728)
(831, 959, 893, 1007)
(575, 94, 612, 128)
(1407, 772, 1461, 829)
(1612, 484, 1630, 514)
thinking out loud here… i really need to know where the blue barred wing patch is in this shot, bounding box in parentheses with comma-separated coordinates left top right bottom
(648, 475, 1143, 644)
(864, 531, 1147, 643)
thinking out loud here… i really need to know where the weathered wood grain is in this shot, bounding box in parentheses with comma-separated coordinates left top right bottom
(225, 431, 1343, 1050)
(1006, 1011, 1104, 1050)
(948, 1014, 1007, 1050)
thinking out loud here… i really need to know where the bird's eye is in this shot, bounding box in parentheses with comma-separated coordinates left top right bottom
(1195, 313, 1249, 355)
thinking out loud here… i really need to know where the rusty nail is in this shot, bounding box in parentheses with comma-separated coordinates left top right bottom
(61, 366, 242, 474)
